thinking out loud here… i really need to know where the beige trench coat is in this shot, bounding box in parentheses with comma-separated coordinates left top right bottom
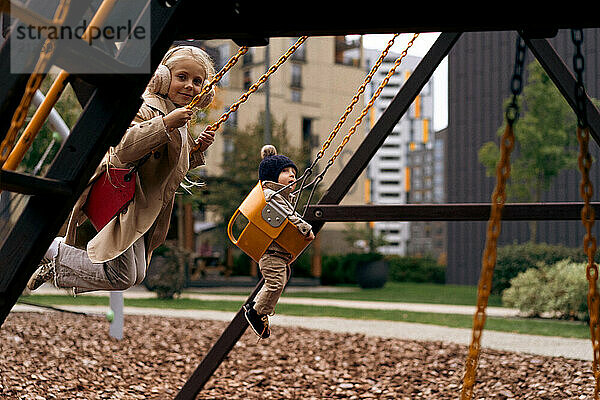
(65, 92, 205, 263)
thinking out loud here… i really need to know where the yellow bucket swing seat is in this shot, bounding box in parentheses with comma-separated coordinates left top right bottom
(227, 181, 311, 263)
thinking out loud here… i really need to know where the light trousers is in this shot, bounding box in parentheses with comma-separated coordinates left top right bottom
(254, 251, 291, 315)
(54, 236, 147, 294)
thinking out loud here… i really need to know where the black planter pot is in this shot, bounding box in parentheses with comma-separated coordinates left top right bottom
(356, 259, 389, 289)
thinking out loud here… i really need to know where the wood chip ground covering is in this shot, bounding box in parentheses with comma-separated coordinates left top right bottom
(0, 312, 595, 399)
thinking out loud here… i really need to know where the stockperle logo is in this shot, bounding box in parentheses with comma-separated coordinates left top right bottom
(10, 0, 150, 74)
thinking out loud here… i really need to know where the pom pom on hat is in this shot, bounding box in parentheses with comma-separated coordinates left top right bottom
(261, 144, 277, 159)
(258, 144, 297, 182)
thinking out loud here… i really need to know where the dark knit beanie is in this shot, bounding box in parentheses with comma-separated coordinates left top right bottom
(258, 145, 298, 182)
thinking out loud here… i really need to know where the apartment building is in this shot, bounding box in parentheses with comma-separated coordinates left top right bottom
(363, 49, 434, 255)
(407, 128, 446, 261)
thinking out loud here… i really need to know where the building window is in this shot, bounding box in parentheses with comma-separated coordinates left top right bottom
(291, 64, 302, 88)
(302, 117, 315, 148)
(291, 37, 306, 61)
(335, 35, 361, 67)
(291, 89, 301, 103)
(243, 48, 254, 65)
(243, 70, 251, 90)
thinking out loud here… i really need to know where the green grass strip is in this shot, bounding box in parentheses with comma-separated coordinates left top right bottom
(19, 294, 589, 339)
(204, 282, 504, 307)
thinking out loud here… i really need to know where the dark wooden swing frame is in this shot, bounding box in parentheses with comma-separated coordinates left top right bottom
(1, 3, 600, 399)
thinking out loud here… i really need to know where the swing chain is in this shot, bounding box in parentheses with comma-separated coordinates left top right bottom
(572, 29, 588, 128)
(505, 36, 526, 125)
(195, 36, 307, 145)
(571, 28, 600, 398)
(314, 33, 401, 161)
(290, 33, 420, 212)
(282, 34, 405, 213)
(0, 0, 71, 167)
(461, 35, 525, 400)
(187, 46, 249, 110)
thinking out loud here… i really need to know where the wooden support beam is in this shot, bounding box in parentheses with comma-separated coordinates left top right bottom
(304, 202, 600, 222)
(0, 169, 72, 197)
(524, 36, 600, 146)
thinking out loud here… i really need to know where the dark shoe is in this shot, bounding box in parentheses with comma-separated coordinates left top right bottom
(243, 303, 270, 339)
(27, 260, 55, 291)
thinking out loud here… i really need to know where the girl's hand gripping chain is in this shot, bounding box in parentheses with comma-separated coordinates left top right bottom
(162, 107, 193, 132)
(195, 128, 215, 152)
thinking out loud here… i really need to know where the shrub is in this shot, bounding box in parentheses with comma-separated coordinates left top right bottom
(386, 255, 445, 284)
(292, 251, 314, 278)
(492, 242, 589, 295)
(320, 253, 445, 285)
(320, 253, 383, 285)
(502, 259, 589, 321)
(144, 244, 188, 299)
(232, 253, 251, 276)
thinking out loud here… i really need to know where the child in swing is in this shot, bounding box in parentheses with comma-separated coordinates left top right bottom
(27, 45, 216, 294)
(243, 145, 315, 339)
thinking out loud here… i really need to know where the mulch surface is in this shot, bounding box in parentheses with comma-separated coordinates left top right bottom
(0, 312, 595, 399)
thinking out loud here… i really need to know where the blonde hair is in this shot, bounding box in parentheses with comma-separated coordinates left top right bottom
(145, 45, 216, 106)
(161, 45, 215, 82)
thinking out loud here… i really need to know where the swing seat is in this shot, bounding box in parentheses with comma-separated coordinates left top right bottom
(227, 181, 311, 263)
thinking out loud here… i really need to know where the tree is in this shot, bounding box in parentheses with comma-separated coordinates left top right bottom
(478, 61, 579, 242)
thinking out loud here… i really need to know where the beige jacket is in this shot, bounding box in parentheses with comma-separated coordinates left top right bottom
(262, 180, 312, 255)
(65, 92, 205, 263)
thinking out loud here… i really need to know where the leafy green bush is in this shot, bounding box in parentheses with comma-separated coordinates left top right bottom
(321, 253, 383, 285)
(492, 242, 589, 295)
(144, 244, 188, 299)
(502, 259, 589, 321)
(386, 255, 445, 284)
(232, 253, 251, 276)
(320, 253, 444, 285)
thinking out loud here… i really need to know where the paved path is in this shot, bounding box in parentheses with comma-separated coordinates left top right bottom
(13, 285, 592, 361)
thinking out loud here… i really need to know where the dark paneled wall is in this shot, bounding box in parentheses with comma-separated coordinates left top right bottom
(446, 29, 600, 285)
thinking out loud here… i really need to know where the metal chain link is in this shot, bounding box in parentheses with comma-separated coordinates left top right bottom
(0, 0, 71, 167)
(571, 28, 600, 399)
(327, 33, 419, 167)
(296, 33, 420, 207)
(314, 33, 401, 161)
(283, 33, 402, 212)
(191, 36, 307, 153)
(186, 46, 249, 110)
(461, 35, 525, 400)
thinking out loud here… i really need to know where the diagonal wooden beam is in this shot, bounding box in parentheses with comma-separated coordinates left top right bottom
(523, 35, 600, 146)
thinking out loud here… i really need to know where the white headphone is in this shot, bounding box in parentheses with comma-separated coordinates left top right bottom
(147, 64, 171, 96)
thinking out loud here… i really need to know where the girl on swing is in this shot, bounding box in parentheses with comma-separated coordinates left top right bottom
(243, 145, 315, 339)
(28, 45, 216, 295)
